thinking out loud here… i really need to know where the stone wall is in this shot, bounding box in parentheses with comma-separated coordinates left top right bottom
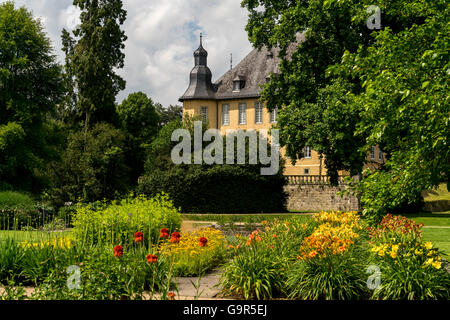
(284, 184, 360, 212)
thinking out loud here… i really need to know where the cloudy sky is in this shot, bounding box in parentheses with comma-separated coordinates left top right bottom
(3, 0, 254, 107)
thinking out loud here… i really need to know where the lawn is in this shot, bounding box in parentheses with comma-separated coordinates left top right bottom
(422, 183, 450, 201)
(404, 211, 450, 257)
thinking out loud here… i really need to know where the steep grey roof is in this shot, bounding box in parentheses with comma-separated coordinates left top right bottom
(179, 65, 216, 100)
(213, 46, 282, 100)
(179, 33, 304, 102)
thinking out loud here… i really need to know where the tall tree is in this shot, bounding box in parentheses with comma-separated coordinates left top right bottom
(241, 0, 440, 184)
(242, 0, 448, 219)
(61, 0, 127, 129)
(117, 92, 161, 182)
(0, 1, 64, 192)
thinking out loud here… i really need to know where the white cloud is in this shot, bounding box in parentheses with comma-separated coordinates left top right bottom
(59, 5, 81, 31)
(1, 0, 253, 107)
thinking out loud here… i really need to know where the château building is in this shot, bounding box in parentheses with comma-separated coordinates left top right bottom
(179, 35, 384, 177)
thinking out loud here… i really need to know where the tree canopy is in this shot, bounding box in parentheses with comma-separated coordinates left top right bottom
(242, 0, 449, 218)
(0, 1, 64, 192)
(61, 0, 127, 128)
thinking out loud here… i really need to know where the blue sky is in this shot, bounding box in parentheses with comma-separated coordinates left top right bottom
(2, 0, 253, 107)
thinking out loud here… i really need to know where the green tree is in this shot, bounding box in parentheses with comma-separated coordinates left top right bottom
(242, 0, 448, 219)
(0, 1, 64, 192)
(61, 0, 127, 129)
(117, 91, 161, 182)
(139, 115, 287, 213)
(47, 123, 130, 205)
(340, 1, 449, 220)
(156, 104, 183, 126)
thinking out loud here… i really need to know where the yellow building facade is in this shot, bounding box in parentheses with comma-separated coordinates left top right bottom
(179, 36, 383, 176)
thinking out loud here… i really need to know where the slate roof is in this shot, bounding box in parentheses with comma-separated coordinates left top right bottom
(179, 33, 304, 102)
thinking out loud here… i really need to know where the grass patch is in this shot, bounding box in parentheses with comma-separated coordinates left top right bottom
(398, 211, 450, 257)
(405, 211, 450, 227)
(422, 183, 450, 201)
(422, 228, 450, 257)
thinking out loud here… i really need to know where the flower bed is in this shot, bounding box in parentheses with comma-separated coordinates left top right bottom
(1, 209, 449, 300)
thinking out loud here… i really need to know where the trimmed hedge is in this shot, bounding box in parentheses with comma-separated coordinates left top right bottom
(137, 165, 287, 213)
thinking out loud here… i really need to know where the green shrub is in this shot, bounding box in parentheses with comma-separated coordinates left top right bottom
(72, 193, 182, 246)
(368, 214, 450, 300)
(138, 165, 287, 213)
(0, 191, 34, 207)
(0, 238, 25, 283)
(220, 217, 314, 299)
(220, 247, 288, 300)
(286, 251, 369, 300)
(33, 245, 173, 300)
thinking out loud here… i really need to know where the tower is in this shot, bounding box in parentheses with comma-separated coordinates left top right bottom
(179, 33, 216, 100)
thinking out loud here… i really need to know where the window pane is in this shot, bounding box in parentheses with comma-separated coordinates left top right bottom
(255, 102, 263, 124)
(239, 103, 246, 124)
(304, 146, 312, 158)
(371, 146, 376, 160)
(222, 104, 229, 125)
(200, 106, 208, 122)
(270, 107, 277, 123)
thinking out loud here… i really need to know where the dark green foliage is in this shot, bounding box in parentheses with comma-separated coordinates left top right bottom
(242, 0, 449, 218)
(0, 2, 65, 192)
(138, 164, 286, 213)
(46, 123, 130, 205)
(61, 0, 127, 127)
(138, 117, 287, 213)
(156, 104, 183, 126)
(117, 92, 161, 182)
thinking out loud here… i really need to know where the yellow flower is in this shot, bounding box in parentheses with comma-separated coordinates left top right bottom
(390, 251, 397, 258)
(378, 250, 386, 257)
(424, 242, 433, 250)
(432, 261, 442, 269)
(424, 258, 434, 266)
(414, 249, 423, 256)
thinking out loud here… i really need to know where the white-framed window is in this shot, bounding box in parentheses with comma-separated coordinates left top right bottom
(255, 102, 263, 124)
(222, 104, 230, 126)
(370, 146, 376, 160)
(233, 80, 241, 92)
(200, 106, 208, 122)
(238, 103, 246, 125)
(304, 168, 310, 175)
(378, 148, 383, 161)
(270, 107, 278, 123)
(304, 146, 312, 159)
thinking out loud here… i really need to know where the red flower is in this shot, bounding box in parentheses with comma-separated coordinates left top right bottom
(167, 292, 176, 300)
(146, 254, 158, 264)
(198, 237, 208, 247)
(114, 245, 123, 257)
(160, 228, 170, 239)
(134, 231, 144, 243)
(170, 231, 181, 243)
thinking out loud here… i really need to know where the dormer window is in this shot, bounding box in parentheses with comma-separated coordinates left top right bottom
(233, 80, 241, 92)
(233, 75, 246, 92)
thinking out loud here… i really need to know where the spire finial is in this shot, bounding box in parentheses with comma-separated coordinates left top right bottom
(230, 53, 233, 70)
(200, 32, 203, 46)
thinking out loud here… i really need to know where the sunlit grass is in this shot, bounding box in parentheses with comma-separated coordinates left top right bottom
(422, 183, 450, 201)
